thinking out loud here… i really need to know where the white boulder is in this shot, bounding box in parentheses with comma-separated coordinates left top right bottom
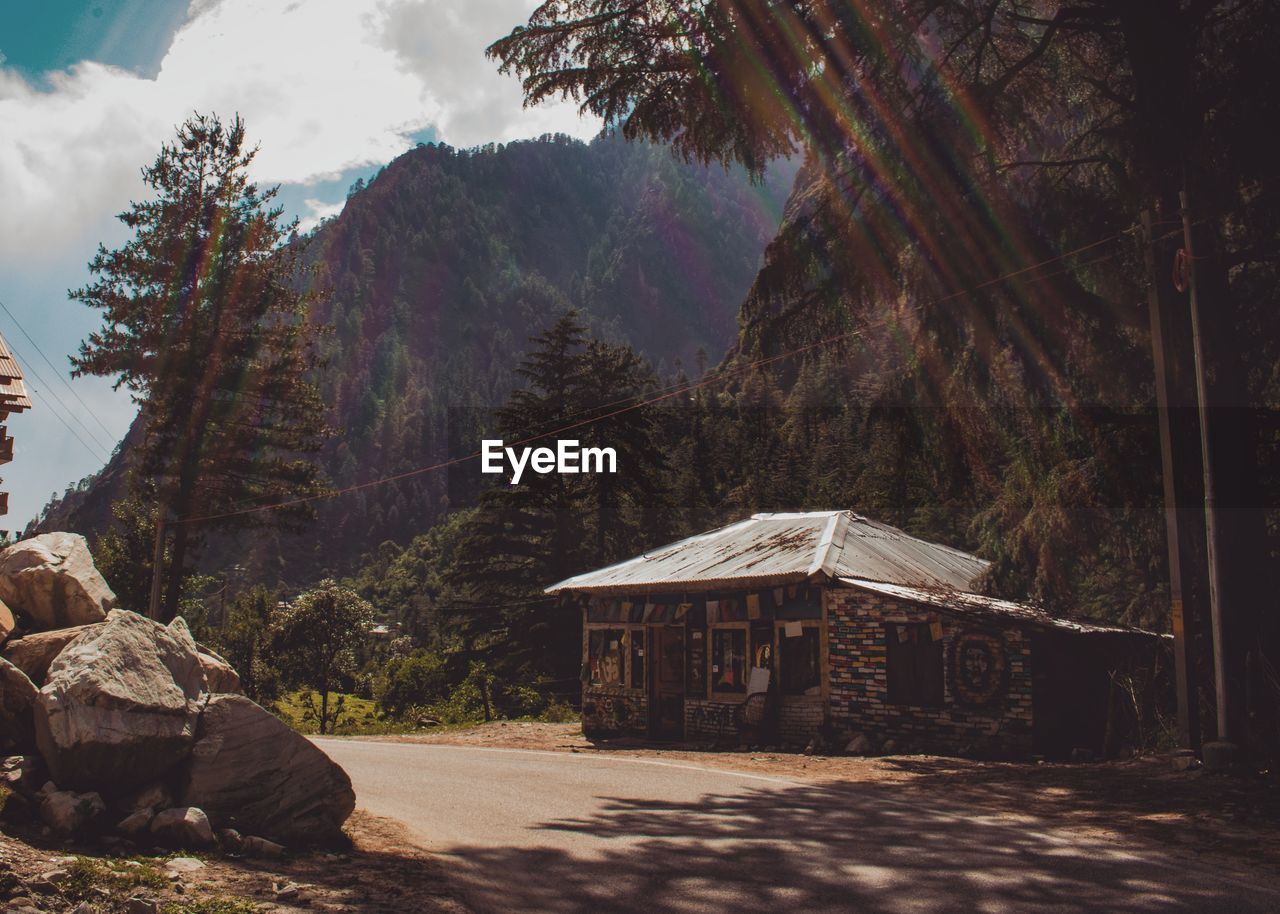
(194, 645, 242, 695)
(0, 656, 37, 745)
(34, 610, 208, 791)
(150, 806, 216, 849)
(0, 534, 114, 631)
(39, 787, 106, 835)
(181, 694, 354, 844)
(2, 624, 99, 686)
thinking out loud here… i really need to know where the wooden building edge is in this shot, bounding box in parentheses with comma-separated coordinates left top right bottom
(549, 511, 1171, 760)
(0, 331, 32, 521)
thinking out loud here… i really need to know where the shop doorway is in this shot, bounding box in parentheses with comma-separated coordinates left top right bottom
(649, 625, 685, 739)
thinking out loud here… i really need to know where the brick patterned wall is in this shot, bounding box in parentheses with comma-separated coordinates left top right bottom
(827, 589, 1034, 755)
(581, 685, 648, 737)
(685, 698, 739, 739)
(684, 695, 825, 744)
(777, 696, 825, 744)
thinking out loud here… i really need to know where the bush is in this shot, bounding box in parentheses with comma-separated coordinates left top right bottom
(375, 650, 449, 716)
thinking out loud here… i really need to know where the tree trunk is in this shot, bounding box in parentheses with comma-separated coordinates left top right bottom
(320, 687, 330, 735)
(147, 510, 168, 621)
(159, 520, 190, 624)
(478, 669, 493, 722)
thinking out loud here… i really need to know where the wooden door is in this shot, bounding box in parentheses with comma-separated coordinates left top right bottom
(650, 625, 685, 740)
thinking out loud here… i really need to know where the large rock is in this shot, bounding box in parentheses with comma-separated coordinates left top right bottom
(2, 625, 99, 686)
(38, 785, 105, 835)
(34, 611, 208, 791)
(0, 657, 37, 746)
(181, 694, 354, 844)
(195, 645, 242, 695)
(0, 534, 114, 631)
(0, 597, 14, 644)
(150, 806, 216, 849)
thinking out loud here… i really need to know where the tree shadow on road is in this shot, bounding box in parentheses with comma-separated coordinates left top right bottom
(439, 780, 1268, 914)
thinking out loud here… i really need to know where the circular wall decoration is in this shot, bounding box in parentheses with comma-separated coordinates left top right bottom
(948, 629, 1008, 708)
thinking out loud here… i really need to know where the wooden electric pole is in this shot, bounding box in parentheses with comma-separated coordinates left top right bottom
(148, 513, 166, 621)
(1178, 190, 1232, 746)
(1142, 209, 1210, 750)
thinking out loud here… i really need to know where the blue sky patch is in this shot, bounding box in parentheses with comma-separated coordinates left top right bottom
(0, 0, 186, 80)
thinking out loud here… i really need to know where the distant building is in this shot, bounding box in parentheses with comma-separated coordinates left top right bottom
(549, 511, 1169, 758)
(0, 333, 31, 524)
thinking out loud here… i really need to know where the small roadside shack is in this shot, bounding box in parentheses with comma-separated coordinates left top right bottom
(547, 511, 1167, 758)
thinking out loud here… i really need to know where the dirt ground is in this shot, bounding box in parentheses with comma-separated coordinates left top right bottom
(4, 722, 1278, 912)
(369, 721, 1280, 877)
(0, 811, 470, 914)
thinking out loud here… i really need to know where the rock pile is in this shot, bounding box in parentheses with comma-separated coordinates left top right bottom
(0, 533, 355, 851)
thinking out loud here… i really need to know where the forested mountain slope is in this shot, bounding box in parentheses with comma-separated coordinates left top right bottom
(29, 133, 795, 576)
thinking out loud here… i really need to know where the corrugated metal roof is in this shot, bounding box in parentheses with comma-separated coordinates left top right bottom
(546, 511, 991, 595)
(838, 577, 1164, 637)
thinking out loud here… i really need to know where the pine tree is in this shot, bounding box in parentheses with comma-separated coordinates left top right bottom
(72, 114, 329, 621)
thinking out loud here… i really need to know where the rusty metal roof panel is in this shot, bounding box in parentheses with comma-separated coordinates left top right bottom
(837, 577, 1164, 636)
(547, 511, 990, 595)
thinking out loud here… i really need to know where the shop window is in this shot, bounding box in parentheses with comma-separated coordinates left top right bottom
(780, 625, 821, 695)
(711, 627, 748, 693)
(588, 628, 626, 686)
(886, 622, 944, 707)
(629, 628, 646, 689)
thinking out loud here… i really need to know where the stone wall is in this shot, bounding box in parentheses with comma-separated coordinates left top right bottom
(827, 588, 1034, 756)
(581, 684, 648, 738)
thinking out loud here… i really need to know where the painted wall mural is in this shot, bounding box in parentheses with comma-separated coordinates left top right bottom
(582, 691, 643, 734)
(948, 629, 1009, 708)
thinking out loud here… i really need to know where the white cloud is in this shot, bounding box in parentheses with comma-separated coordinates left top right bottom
(375, 0, 592, 147)
(0, 0, 598, 253)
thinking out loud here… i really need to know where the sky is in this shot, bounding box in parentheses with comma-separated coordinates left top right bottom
(0, 0, 599, 533)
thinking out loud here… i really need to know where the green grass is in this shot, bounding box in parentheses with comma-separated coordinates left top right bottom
(271, 690, 580, 736)
(59, 857, 169, 902)
(273, 690, 407, 736)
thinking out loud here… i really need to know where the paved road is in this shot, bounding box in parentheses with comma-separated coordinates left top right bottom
(316, 740, 1280, 914)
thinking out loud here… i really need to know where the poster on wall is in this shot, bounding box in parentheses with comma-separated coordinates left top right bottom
(687, 628, 706, 698)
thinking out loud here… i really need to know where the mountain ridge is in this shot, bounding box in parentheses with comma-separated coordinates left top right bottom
(29, 133, 797, 584)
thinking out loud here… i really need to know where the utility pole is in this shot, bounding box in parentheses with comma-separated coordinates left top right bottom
(1178, 191, 1232, 749)
(1141, 209, 1209, 751)
(148, 513, 166, 621)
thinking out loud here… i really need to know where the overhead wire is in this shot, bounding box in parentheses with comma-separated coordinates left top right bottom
(13, 378, 111, 465)
(0, 296, 119, 442)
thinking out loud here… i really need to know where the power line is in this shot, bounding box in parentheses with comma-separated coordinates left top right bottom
(176, 226, 1137, 526)
(0, 296, 118, 442)
(17, 380, 111, 465)
(2, 342, 114, 461)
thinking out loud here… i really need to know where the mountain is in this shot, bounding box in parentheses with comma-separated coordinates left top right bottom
(29, 133, 796, 581)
